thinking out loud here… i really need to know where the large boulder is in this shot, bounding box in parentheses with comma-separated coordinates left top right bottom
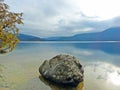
(39, 54, 84, 86)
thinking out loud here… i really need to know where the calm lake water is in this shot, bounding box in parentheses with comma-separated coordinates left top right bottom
(0, 42, 120, 90)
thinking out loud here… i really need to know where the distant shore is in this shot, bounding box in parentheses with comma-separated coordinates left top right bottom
(20, 41, 120, 43)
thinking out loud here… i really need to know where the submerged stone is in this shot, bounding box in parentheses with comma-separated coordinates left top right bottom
(39, 54, 84, 87)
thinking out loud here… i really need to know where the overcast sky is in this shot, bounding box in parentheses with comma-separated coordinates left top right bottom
(5, 0, 120, 37)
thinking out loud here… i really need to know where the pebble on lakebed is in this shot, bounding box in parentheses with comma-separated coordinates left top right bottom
(39, 54, 84, 87)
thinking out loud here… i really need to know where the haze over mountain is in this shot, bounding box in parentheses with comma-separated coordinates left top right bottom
(18, 34, 42, 41)
(45, 27, 120, 41)
(18, 27, 120, 41)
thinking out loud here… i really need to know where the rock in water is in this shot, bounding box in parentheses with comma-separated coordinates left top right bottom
(39, 54, 84, 86)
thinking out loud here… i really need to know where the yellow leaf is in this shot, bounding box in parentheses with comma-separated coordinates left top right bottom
(0, 2, 23, 54)
(0, 26, 2, 31)
(76, 82, 84, 90)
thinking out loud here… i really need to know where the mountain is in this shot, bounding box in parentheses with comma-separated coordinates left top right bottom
(18, 34, 42, 41)
(45, 27, 120, 41)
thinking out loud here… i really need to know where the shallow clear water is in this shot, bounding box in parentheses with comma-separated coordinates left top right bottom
(0, 42, 120, 90)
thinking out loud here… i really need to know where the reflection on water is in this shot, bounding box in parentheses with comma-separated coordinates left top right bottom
(72, 42, 120, 55)
(0, 42, 120, 90)
(84, 62, 120, 90)
(108, 72, 120, 86)
(39, 75, 84, 90)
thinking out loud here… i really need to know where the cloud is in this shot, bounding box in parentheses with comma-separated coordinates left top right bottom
(5, 0, 120, 37)
(0, 0, 4, 2)
(53, 15, 120, 37)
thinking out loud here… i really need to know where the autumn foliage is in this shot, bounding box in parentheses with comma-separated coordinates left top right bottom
(0, 2, 23, 54)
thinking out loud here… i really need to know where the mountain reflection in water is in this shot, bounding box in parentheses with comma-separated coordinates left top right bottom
(72, 42, 120, 55)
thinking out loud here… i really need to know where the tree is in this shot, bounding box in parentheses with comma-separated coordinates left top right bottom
(0, 1, 23, 54)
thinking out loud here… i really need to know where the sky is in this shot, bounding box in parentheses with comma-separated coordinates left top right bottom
(5, 0, 120, 37)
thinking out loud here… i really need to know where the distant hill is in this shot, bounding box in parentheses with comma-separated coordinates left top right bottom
(45, 27, 120, 41)
(18, 34, 42, 41)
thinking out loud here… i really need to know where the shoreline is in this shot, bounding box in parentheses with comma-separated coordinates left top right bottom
(19, 41, 120, 44)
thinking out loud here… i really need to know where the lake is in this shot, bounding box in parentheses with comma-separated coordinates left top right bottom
(0, 42, 120, 90)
